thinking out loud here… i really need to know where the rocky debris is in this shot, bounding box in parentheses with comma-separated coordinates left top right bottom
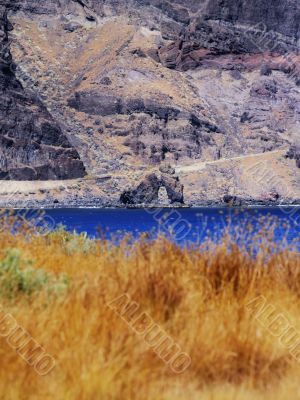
(100, 77, 112, 86)
(0, 2, 86, 181)
(120, 172, 184, 205)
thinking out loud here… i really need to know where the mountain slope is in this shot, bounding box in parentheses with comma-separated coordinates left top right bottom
(0, 0, 299, 204)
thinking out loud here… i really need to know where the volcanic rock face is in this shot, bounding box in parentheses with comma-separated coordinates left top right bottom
(156, 0, 300, 71)
(0, 2, 86, 180)
(0, 0, 299, 204)
(120, 171, 184, 205)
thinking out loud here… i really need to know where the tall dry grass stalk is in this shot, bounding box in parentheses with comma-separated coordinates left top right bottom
(0, 215, 299, 399)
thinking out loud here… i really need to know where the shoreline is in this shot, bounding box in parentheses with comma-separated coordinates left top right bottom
(1, 203, 300, 210)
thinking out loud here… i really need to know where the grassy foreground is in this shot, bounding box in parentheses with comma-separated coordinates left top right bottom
(0, 218, 299, 399)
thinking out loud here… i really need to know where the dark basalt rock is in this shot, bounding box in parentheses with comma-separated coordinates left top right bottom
(0, 2, 86, 180)
(120, 174, 161, 205)
(120, 172, 184, 205)
(68, 91, 221, 133)
(68, 92, 186, 121)
(68, 93, 123, 116)
(286, 146, 300, 168)
(223, 195, 243, 206)
(260, 65, 272, 76)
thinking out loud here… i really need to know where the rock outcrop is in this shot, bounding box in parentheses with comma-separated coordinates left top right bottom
(68, 92, 221, 163)
(120, 171, 184, 205)
(286, 146, 300, 168)
(0, 1, 86, 180)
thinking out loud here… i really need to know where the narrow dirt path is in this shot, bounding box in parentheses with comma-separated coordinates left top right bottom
(175, 148, 287, 173)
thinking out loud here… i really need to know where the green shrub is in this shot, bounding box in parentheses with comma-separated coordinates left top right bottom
(0, 249, 69, 298)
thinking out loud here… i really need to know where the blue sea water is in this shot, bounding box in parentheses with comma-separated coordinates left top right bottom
(26, 207, 300, 249)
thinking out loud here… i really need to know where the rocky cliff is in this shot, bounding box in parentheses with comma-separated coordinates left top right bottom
(155, 0, 299, 64)
(0, 0, 299, 204)
(0, 1, 86, 180)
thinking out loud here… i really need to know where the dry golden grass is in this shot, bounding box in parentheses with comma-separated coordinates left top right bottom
(0, 216, 299, 399)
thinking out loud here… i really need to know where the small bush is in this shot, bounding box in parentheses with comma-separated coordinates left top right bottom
(0, 249, 69, 297)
